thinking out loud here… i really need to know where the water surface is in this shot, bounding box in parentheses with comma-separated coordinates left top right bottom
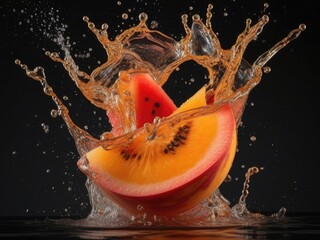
(1, 214, 319, 239)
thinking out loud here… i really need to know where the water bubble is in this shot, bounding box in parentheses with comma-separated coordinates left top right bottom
(263, 66, 271, 73)
(299, 24, 307, 31)
(117, 1, 121, 5)
(50, 109, 59, 118)
(150, 20, 158, 29)
(122, 13, 128, 20)
(250, 136, 257, 142)
(46, 169, 51, 173)
(139, 12, 148, 22)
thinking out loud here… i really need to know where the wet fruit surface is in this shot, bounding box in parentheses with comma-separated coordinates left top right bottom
(80, 79, 237, 216)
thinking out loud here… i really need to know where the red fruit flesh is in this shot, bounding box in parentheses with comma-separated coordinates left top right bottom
(130, 73, 177, 128)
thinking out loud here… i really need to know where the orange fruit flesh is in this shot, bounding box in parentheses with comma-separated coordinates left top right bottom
(86, 87, 237, 196)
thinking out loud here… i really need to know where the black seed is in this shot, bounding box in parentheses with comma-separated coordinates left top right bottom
(167, 144, 173, 150)
(154, 102, 160, 108)
(151, 109, 156, 115)
(121, 150, 126, 155)
(183, 128, 190, 133)
(137, 154, 142, 160)
(132, 153, 137, 158)
(171, 141, 179, 147)
(145, 97, 149, 102)
(179, 134, 187, 140)
(125, 153, 130, 160)
(164, 148, 169, 154)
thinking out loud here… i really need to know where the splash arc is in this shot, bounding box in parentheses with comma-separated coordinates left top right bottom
(15, 3, 306, 222)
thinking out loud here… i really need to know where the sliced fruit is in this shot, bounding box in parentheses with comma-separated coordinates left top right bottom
(78, 74, 237, 216)
(107, 72, 177, 136)
(123, 72, 177, 128)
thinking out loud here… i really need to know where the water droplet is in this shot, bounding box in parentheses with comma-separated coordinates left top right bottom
(150, 20, 158, 29)
(263, 66, 271, 73)
(83, 16, 89, 22)
(41, 123, 49, 134)
(192, 14, 200, 21)
(51, 109, 58, 118)
(139, 12, 148, 22)
(117, 1, 121, 5)
(122, 13, 128, 20)
(299, 24, 307, 31)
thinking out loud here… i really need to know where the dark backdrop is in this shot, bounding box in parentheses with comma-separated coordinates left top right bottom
(0, 0, 318, 218)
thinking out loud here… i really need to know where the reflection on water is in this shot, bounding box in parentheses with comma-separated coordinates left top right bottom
(1, 214, 320, 239)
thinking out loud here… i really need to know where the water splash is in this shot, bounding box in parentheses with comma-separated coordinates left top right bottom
(16, 3, 305, 225)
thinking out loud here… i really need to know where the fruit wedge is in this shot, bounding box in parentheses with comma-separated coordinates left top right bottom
(78, 73, 237, 216)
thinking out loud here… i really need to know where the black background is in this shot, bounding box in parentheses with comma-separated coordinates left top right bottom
(0, 0, 318, 218)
